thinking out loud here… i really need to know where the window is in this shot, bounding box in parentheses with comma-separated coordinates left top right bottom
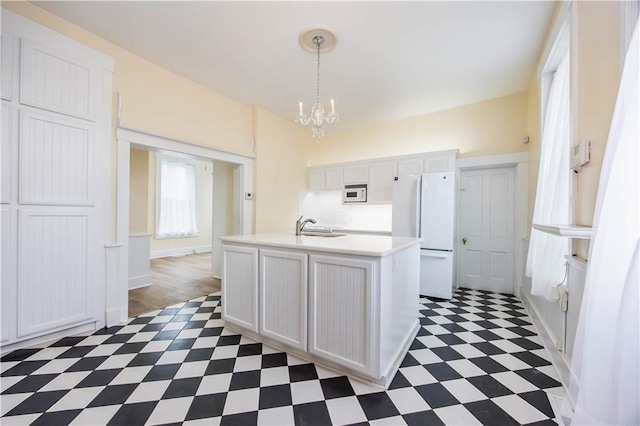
(526, 6, 572, 300)
(156, 156, 199, 238)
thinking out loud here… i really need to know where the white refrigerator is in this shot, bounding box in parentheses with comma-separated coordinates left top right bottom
(392, 172, 455, 299)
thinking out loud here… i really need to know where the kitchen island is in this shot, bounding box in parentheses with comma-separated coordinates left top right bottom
(219, 233, 420, 388)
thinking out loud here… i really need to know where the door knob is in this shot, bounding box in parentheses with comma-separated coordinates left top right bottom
(462, 237, 468, 245)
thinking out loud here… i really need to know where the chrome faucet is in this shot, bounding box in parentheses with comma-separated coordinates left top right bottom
(295, 216, 316, 235)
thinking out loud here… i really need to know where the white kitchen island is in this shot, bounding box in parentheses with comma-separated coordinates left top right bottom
(219, 233, 421, 388)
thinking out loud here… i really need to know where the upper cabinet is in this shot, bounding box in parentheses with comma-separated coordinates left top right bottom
(307, 149, 458, 204)
(309, 167, 342, 191)
(367, 161, 396, 204)
(397, 158, 423, 175)
(343, 164, 368, 184)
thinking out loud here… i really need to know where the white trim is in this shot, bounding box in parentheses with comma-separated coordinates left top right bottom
(128, 275, 152, 289)
(456, 151, 528, 169)
(150, 245, 212, 259)
(308, 149, 460, 170)
(520, 287, 572, 393)
(117, 127, 254, 165)
(456, 152, 528, 294)
(537, 1, 573, 79)
(0, 321, 98, 355)
(621, 1, 640, 70)
(116, 127, 254, 322)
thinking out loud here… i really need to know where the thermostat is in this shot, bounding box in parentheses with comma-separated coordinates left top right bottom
(571, 139, 590, 171)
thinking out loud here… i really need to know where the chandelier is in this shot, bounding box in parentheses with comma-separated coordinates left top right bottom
(296, 27, 339, 142)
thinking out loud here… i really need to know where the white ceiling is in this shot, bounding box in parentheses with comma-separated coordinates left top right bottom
(33, 1, 556, 132)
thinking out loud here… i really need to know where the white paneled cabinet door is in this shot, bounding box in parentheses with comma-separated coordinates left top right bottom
(222, 245, 259, 332)
(324, 167, 343, 190)
(309, 254, 374, 375)
(308, 169, 325, 190)
(397, 158, 423, 175)
(260, 249, 307, 350)
(1, 10, 113, 346)
(342, 164, 368, 184)
(367, 161, 396, 204)
(459, 167, 515, 294)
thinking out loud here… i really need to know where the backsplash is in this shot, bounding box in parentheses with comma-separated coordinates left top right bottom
(298, 191, 392, 232)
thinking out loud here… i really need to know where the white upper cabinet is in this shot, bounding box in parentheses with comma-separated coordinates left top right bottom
(343, 164, 368, 184)
(308, 169, 325, 191)
(324, 167, 343, 190)
(424, 154, 456, 172)
(20, 39, 98, 121)
(367, 161, 396, 204)
(397, 158, 423, 175)
(306, 150, 458, 203)
(308, 167, 343, 191)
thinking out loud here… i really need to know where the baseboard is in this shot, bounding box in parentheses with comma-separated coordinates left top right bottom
(150, 245, 212, 259)
(1, 321, 97, 355)
(106, 308, 121, 327)
(128, 275, 152, 290)
(519, 289, 572, 391)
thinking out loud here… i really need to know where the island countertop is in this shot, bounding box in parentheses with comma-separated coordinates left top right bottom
(219, 233, 420, 257)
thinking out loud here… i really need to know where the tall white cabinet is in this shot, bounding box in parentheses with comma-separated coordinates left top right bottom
(1, 10, 113, 349)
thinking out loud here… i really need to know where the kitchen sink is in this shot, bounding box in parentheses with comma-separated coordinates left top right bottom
(300, 231, 347, 237)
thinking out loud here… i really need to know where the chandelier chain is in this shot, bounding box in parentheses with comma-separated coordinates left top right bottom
(316, 39, 321, 105)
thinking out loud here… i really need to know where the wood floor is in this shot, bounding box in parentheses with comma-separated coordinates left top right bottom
(128, 252, 221, 318)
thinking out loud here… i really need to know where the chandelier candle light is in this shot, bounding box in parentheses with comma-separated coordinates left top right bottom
(296, 27, 339, 142)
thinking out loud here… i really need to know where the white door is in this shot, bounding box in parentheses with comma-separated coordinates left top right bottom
(459, 167, 515, 294)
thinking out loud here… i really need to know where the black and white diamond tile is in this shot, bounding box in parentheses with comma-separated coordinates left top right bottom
(1, 289, 563, 425)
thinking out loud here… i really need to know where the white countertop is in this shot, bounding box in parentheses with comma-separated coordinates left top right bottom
(219, 233, 420, 257)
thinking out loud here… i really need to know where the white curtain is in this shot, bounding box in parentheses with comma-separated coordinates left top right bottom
(526, 52, 571, 300)
(569, 17, 639, 425)
(157, 158, 199, 238)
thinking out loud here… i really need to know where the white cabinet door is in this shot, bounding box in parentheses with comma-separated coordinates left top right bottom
(1, 207, 15, 342)
(222, 245, 259, 332)
(397, 158, 423, 175)
(424, 154, 456, 173)
(324, 167, 343, 190)
(309, 254, 375, 375)
(308, 169, 325, 191)
(343, 164, 368, 184)
(367, 161, 396, 204)
(260, 249, 307, 350)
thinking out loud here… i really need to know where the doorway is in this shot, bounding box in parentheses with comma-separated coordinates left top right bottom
(454, 152, 531, 295)
(458, 166, 516, 294)
(113, 128, 254, 325)
(126, 147, 236, 316)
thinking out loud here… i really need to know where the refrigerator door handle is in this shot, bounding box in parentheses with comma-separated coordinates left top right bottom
(416, 175, 422, 239)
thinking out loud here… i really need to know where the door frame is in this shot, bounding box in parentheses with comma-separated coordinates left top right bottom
(112, 127, 254, 325)
(455, 152, 528, 295)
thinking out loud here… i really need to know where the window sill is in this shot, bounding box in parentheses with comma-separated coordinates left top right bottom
(532, 223, 592, 239)
(155, 234, 200, 240)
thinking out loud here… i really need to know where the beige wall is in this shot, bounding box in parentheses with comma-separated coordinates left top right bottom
(310, 92, 529, 166)
(3, 1, 255, 241)
(254, 108, 310, 233)
(526, 1, 620, 258)
(129, 148, 149, 234)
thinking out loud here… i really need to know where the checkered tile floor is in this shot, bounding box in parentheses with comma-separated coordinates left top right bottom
(1, 289, 563, 425)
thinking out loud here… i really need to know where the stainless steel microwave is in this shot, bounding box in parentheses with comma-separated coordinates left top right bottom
(343, 184, 367, 203)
